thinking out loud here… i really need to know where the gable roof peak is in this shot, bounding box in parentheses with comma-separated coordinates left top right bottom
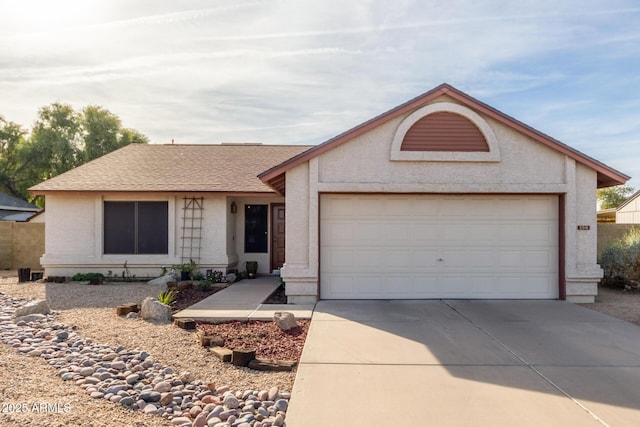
(259, 83, 629, 189)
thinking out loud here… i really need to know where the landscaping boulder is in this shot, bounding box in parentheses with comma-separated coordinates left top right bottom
(148, 271, 178, 291)
(140, 297, 172, 322)
(273, 312, 299, 331)
(14, 313, 48, 324)
(13, 299, 50, 318)
(226, 273, 237, 283)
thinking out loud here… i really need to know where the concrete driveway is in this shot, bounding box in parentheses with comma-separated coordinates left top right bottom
(286, 300, 640, 427)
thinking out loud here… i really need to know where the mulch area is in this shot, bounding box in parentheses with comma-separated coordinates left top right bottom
(171, 282, 287, 313)
(263, 285, 286, 304)
(170, 285, 227, 312)
(171, 281, 305, 361)
(197, 320, 310, 361)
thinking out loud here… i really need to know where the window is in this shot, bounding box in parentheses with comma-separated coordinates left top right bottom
(245, 204, 268, 253)
(104, 201, 168, 254)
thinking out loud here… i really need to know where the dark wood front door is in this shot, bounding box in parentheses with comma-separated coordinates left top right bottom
(271, 204, 286, 271)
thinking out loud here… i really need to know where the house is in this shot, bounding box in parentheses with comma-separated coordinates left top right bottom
(29, 143, 310, 280)
(0, 192, 41, 222)
(30, 84, 629, 303)
(616, 190, 640, 223)
(596, 208, 616, 223)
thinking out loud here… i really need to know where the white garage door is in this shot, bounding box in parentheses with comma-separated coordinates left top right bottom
(320, 194, 559, 299)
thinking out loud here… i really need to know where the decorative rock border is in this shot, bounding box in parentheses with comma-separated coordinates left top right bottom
(0, 292, 289, 427)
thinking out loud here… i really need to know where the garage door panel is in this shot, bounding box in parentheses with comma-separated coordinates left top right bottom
(524, 223, 557, 241)
(525, 277, 555, 296)
(414, 223, 439, 241)
(321, 194, 558, 300)
(468, 251, 494, 267)
(324, 222, 354, 243)
(355, 250, 411, 269)
(324, 249, 354, 270)
(441, 223, 470, 241)
(525, 251, 554, 268)
(414, 250, 440, 268)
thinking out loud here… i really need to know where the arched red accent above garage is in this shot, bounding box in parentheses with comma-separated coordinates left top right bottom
(400, 111, 489, 152)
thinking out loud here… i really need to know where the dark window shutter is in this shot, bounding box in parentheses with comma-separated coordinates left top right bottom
(104, 202, 135, 254)
(138, 202, 168, 254)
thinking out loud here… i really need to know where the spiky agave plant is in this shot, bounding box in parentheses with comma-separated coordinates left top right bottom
(157, 289, 177, 305)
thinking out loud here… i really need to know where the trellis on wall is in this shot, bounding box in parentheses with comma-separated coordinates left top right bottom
(181, 197, 203, 264)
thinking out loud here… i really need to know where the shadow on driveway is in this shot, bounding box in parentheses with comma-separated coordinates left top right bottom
(287, 300, 640, 427)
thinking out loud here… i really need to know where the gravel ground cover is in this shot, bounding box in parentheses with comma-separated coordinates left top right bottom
(0, 271, 298, 427)
(580, 285, 640, 326)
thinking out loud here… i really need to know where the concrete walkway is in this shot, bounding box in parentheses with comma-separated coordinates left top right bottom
(286, 300, 640, 426)
(172, 276, 315, 322)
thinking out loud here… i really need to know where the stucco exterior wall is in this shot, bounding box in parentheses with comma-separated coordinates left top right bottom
(282, 97, 602, 303)
(41, 193, 282, 278)
(565, 164, 602, 302)
(617, 195, 640, 224)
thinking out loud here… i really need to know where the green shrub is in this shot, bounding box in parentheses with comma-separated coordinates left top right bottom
(71, 272, 105, 281)
(197, 279, 213, 291)
(600, 227, 640, 288)
(158, 289, 177, 305)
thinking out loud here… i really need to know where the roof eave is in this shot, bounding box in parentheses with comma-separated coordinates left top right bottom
(616, 189, 640, 211)
(29, 189, 281, 197)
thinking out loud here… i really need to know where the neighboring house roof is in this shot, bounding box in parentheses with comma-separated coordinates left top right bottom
(1, 211, 37, 222)
(259, 83, 629, 191)
(0, 192, 40, 211)
(616, 189, 640, 211)
(0, 192, 40, 221)
(30, 144, 312, 194)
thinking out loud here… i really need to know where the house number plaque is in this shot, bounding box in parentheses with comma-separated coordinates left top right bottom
(577, 225, 590, 230)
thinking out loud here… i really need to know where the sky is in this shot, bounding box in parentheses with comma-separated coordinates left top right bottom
(0, 0, 638, 188)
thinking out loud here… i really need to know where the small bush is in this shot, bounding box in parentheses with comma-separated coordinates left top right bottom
(71, 272, 105, 281)
(158, 289, 177, 305)
(197, 279, 213, 292)
(205, 270, 227, 283)
(600, 227, 640, 288)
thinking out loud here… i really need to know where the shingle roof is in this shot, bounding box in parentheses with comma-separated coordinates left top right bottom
(0, 192, 39, 210)
(29, 144, 312, 194)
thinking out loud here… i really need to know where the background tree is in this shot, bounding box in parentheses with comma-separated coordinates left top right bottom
(597, 185, 636, 210)
(81, 105, 148, 162)
(0, 116, 28, 198)
(0, 103, 147, 205)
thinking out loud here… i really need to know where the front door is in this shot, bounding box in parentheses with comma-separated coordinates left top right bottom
(271, 204, 286, 271)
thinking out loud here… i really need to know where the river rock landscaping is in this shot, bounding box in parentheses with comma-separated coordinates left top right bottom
(0, 272, 298, 427)
(0, 292, 290, 427)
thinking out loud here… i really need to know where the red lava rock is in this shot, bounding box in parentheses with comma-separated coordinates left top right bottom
(197, 320, 310, 362)
(201, 395, 221, 405)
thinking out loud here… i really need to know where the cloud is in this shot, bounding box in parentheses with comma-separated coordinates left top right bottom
(0, 0, 639, 187)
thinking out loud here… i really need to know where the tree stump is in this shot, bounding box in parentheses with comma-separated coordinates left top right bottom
(174, 318, 196, 330)
(248, 358, 297, 372)
(232, 348, 256, 367)
(116, 303, 139, 316)
(210, 347, 233, 363)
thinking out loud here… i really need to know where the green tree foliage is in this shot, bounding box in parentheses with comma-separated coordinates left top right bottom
(82, 105, 148, 162)
(597, 185, 636, 210)
(0, 116, 28, 198)
(0, 103, 148, 205)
